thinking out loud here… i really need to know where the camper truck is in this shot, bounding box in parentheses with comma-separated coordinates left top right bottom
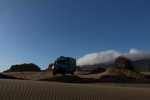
(52, 56, 76, 75)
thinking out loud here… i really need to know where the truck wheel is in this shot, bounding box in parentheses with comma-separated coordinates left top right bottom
(71, 72, 74, 75)
(53, 72, 56, 75)
(62, 71, 66, 76)
(62, 71, 66, 75)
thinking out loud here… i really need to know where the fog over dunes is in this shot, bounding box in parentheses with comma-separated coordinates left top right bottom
(77, 49, 150, 66)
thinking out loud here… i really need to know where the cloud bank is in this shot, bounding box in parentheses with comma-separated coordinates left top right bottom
(77, 48, 150, 66)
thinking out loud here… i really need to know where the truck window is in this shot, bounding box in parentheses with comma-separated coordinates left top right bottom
(57, 60, 66, 64)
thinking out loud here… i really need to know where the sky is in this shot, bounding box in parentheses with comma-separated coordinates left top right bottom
(0, 0, 150, 72)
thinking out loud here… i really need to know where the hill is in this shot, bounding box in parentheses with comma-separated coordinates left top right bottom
(4, 63, 41, 72)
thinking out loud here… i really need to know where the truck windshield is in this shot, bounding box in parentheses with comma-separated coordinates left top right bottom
(56, 60, 66, 65)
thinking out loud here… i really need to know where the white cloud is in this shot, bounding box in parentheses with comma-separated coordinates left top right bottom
(77, 48, 150, 66)
(129, 48, 139, 54)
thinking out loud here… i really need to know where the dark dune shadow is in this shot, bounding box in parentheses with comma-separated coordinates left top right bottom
(99, 75, 150, 84)
(0, 73, 23, 80)
(39, 75, 99, 83)
(40, 75, 150, 84)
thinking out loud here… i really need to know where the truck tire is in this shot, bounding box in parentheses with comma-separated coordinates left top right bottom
(62, 69, 66, 75)
(62, 72, 66, 75)
(53, 72, 56, 75)
(71, 71, 74, 75)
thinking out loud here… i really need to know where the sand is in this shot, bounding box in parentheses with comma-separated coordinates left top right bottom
(0, 79, 150, 100)
(2, 71, 109, 80)
(1, 71, 150, 100)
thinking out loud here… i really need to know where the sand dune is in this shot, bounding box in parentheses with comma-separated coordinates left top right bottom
(2, 71, 110, 80)
(2, 72, 52, 80)
(0, 79, 150, 100)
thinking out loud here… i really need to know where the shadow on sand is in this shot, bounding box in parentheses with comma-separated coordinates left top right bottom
(0, 73, 23, 80)
(40, 75, 99, 83)
(39, 75, 150, 84)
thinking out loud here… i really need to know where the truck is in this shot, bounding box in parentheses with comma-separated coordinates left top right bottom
(52, 56, 76, 75)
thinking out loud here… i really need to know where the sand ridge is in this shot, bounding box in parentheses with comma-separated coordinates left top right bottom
(0, 79, 150, 100)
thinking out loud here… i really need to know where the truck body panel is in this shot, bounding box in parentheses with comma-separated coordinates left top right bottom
(53, 56, 76, 75)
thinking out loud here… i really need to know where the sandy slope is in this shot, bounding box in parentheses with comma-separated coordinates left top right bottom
(2, 72, 53, 80)
(77, 71, 109, 79)
(2, 71, 109, 80)
(0, 79, 150, 100)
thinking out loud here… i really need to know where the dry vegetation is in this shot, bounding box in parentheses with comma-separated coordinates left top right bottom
(106, 56, 148, 79)
(106, 67, 145, 79)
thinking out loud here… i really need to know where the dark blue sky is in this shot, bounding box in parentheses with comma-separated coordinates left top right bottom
(0, 0, 150, 71)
